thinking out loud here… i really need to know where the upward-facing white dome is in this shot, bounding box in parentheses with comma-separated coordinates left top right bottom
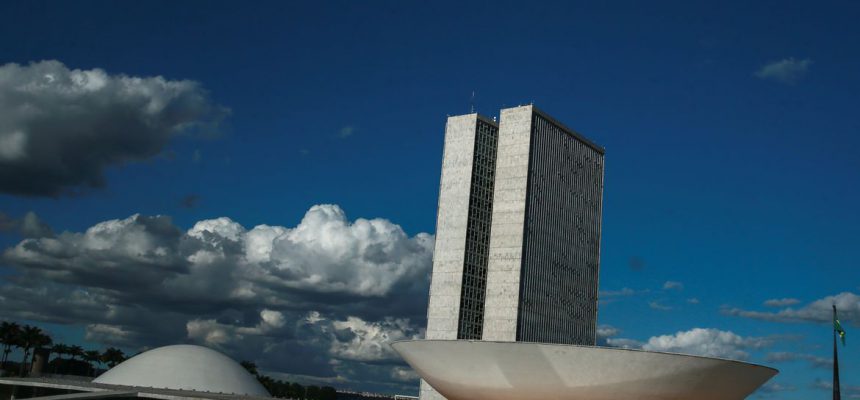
(393, 340, 778, 400)
(93, 344, 270, 397)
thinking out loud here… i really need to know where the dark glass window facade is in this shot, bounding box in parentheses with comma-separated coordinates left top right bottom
(516, 112, 604, 345)
(457, 118, 499, 339)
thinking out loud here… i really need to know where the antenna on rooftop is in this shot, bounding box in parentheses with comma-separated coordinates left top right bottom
(470, 91, 476, 113)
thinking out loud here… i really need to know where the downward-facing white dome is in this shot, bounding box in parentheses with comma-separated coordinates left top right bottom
(93, 344, 270, 397)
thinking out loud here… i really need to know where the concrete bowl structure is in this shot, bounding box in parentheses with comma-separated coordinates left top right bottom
(391, 340, 777, 400)
(93, 344, 270, 397)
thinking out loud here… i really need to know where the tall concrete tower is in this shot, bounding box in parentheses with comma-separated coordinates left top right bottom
(421, 105, 604, 400)
(424, 113, 499, 343)
(481, 105, 604, 345)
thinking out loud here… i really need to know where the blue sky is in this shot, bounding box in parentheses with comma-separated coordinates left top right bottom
(0, 0, 858, 397)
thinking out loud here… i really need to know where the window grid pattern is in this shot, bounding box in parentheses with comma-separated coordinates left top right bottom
(516, 113, 604, 345)
(456, 119, 499, 340)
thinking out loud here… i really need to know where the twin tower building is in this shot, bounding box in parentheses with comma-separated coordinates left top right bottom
(422, 105, 605, 400)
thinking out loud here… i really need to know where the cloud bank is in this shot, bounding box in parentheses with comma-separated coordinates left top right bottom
(724, 292, 860, 327)
(603, 328, 770, 360)
(0, 204, 433, 392)
(0, 60, 228, 197)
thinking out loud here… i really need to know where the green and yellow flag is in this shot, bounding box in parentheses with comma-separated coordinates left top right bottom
(834, 309, 847, 346)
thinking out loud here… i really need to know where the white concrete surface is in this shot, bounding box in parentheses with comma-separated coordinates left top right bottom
(421, 114, 485, 400)
(393, 340, 777, 400)
(425, 114, 480, 341)
(482, 106, 533, 342)
(93, 345, 270, 397)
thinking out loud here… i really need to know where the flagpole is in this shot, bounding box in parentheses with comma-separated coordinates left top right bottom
(833, 304, 841, 400)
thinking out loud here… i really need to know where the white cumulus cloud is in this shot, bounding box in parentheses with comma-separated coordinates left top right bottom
(641, 328, 770, 360)
(596, 324, 620, 340)
(0, 60, 228, 196)
(3, 204, 433, 300)
(0, 204, 433, 393)
(186, 309, 289, 346)
(329, 316, 422, 362)
(263, 204, 434, 296)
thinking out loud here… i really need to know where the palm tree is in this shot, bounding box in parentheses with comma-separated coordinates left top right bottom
(0, 322, 21, 368)
(101, 348, 125, 368)
(51, 344, 68, 361)
(68, 345, 84, 362)
(50, 343, 70, 373)
(83, 350, 101, 376)
(17, 325, 44, 376)
(28, 332, 52, 373)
